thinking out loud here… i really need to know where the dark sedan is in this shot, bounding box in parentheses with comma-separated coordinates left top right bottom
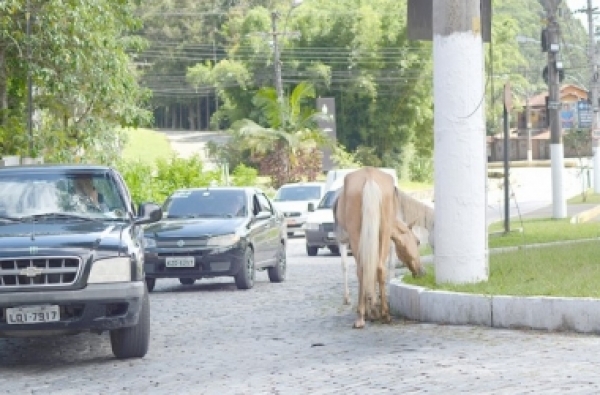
(143, 187, 287, 291)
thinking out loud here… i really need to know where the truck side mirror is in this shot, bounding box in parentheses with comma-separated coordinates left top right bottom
(307, 202, 315, 212)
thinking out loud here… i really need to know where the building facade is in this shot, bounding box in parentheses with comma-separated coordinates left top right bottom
(488, 84, 593, 162)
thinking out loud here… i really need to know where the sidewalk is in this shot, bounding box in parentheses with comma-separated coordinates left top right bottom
(519, 202, 600, 222)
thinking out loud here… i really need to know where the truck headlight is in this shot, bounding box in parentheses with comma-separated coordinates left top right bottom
(88, 257, 131, 283)
(304, 222, 319, 230)
(207, 234, 240, 247)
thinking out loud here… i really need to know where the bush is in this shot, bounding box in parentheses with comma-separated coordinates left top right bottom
(117, 155, 222, 205)
(409, 157, 433, 183)
(116, 160, 159, 205)
(231, 163, 258, 187)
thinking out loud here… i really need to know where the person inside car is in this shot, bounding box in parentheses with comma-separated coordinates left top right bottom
(226, 194, 246, 217)
(73, 175, 106, 211)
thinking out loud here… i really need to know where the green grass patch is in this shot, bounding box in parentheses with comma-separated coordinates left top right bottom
(487, 160, 579, 169)
(405, 240, 600, 297)
(399, 180, 432, 191)
(416, 216, 600, 256)
(487, 218, 600, 248)
(568, 190, 600, 204)
(121, 128, 174, 164)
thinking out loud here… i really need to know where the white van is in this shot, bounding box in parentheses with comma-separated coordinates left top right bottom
(303, 168, 398, 256)
(271, 181, 326, 237)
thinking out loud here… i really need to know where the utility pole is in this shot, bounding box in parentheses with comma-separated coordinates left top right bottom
(542, 0, 567, 218)
(271, 11, 284, 103)
(586, 0, 600, 193)
(212, 28, 219, 122)
(433, 0, 488, 285)
(270, 1, 303, 104)
(526, 96, 532, 162)
(26, 0, 33, 157)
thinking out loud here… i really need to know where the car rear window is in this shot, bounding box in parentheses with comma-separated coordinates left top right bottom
(274, 185, 322, 201)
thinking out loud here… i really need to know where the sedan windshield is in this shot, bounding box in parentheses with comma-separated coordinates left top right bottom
(274, 185, 322, 201)
(163, 189, 247, 218)
(0, 172, 128, 220)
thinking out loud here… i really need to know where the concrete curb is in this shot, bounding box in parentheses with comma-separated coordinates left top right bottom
(392, 238, 600, 334)
(571, 205, 600, 223)
(386, 175, 600, 333)
(389, 279, 600, 334)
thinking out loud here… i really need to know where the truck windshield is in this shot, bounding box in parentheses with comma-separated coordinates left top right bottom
(0, 172, 128, 220)
(317, 189, 341, 209)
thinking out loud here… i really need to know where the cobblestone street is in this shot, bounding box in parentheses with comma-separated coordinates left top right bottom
(2, 237, 600, 394)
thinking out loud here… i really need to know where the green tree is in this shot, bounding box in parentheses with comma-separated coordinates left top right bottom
(0, 0, 151, 163)
(331, 143, 362, 168)
(231, 81, 329, 187)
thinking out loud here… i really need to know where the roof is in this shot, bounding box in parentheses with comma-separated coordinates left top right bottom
(172, 186, 265, 194)
(278, 181, 325, 189)
(0, 164, 112, 173)
(527, 84, 589, 107)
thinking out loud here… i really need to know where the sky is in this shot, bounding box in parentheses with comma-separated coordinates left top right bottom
(565, 0, 594, 31)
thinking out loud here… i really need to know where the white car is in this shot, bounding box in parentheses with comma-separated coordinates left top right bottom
(272, 182, 326, 237)
(303, 185, 342, 256)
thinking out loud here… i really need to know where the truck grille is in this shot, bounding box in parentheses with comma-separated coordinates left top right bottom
(321, 223, 335, 232)
(0, 257, 82, 288)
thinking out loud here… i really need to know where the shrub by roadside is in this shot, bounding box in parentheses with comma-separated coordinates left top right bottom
(116, 156, 269, 206)
(116, 156, 222, 205)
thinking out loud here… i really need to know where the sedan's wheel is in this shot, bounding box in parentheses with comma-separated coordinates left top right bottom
(110, 288, 150, 359)
(179, 278, 195, 285)
(306, 245, 318, 256)
(268, 243, 287, 283)
(145, 278, 156, 292)
(235, 248, 255, 290)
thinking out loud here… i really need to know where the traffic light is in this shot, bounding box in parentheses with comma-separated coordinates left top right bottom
(542, 65, 565, 85)
(541, 28, 548, 52)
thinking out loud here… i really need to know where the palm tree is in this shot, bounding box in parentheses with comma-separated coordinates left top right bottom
(231, 81, 331, 188)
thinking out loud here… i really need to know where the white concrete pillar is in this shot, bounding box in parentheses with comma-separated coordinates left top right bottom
(551, 144, 567, 218)
(433, 0, 489, 284)
(594, 146, 600, 194)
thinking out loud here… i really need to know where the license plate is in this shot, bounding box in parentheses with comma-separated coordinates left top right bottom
(286, 219, 296, 225)
(165, 256, 195, 268)
(6, 305, 60, 325)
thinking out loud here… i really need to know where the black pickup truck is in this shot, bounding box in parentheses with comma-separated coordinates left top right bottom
(0, 164, 162, 359)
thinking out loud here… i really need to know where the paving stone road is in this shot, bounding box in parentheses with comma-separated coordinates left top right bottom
(1, 237, 600, 394)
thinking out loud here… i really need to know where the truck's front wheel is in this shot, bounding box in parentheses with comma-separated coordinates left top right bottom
(145, 277, 156, 292)
(110, 288, 150, 359)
